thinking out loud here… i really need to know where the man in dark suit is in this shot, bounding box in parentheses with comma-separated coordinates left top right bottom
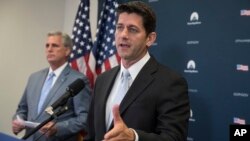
(12, 31, 91, 141)
(86, 1, 190, 141)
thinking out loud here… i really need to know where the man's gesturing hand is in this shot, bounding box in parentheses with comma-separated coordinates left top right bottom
(103, 104, 135, 141)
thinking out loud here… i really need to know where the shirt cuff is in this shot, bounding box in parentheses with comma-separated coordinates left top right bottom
(130, 128, 139, 141)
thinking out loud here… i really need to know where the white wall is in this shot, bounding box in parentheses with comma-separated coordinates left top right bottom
(0, 0, 97, 137)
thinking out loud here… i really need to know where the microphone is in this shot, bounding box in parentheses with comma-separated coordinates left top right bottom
(45, 78, 85, 115)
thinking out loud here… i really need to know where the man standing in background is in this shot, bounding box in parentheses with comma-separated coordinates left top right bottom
(12, 31, 91, 141)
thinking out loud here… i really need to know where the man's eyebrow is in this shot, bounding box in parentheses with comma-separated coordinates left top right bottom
(45, 43, 60, 47)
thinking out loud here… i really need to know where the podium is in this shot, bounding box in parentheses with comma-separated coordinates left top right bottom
(0, 132, 23, 141)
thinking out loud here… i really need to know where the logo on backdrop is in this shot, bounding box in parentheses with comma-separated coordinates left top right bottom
(236, 64, 249, 72)
(184, 60, 199, 73)
(187, 12, 202, 25)
(152, 42, 158, 46)
(188, 88, 198, 93)
(187, 137, 194, 141)
(233, 92, 249, 98)
(148, 0, 159, 2)
(186, 40, 199, 45)
(241, 9, 250, 16)
(187, 110, 195, 140)
(235, 39, 250, 44)
(189, 109, 196, 122)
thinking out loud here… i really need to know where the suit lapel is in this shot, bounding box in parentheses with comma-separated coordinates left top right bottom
(98, 66, 120, 134)
(120, 57, 158, 116)
(103, 67, 120, 101)
(36, 65, 70, 118)
(34, 69, 49, 119)
(108, 57, 158, 130)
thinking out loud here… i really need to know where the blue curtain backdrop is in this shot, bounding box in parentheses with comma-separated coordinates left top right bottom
(98, 0, 250, 140)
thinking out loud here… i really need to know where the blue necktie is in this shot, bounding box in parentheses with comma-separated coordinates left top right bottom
(106, 69, 131, 129)
(37, 72, 55, 113)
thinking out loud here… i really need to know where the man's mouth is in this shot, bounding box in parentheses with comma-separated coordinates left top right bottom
(120, 43, 130, 48)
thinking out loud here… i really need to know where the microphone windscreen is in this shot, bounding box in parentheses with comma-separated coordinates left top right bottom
(68, 78, 85, 96)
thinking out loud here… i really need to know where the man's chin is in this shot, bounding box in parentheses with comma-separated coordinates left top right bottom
(47, 60, 56, 64)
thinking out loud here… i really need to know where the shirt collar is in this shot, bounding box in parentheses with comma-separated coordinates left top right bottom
(48, 62, 68, 77)
(120, 52, 150, 80)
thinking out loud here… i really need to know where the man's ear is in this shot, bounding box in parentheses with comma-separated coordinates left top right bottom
(146, 32, 157, 47)
(66, 48, 71, 57)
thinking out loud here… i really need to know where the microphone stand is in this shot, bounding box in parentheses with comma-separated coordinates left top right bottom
(22, 105, 68, 140)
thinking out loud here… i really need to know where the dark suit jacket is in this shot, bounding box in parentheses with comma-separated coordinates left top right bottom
(14, 65, 92, 141)
(86, 56, 190, 141)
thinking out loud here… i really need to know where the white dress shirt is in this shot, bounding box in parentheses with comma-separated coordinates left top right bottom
(105, 52, 150, 140)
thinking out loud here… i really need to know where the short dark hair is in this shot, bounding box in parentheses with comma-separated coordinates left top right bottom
(117, 1, 156, 36)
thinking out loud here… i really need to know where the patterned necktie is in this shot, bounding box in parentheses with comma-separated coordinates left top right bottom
(106, 69, 131, 129)
(37, 72, 55, 114)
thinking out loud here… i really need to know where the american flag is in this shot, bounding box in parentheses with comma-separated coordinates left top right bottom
(241, 9, 250, 16)
(236, 64, 249, 72)
(88, 0, 120, 78)
(69, 0, 94, 87)
(234, 117, 246, 125)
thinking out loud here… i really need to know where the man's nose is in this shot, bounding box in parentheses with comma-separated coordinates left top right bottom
(120, 28, 129, 38)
